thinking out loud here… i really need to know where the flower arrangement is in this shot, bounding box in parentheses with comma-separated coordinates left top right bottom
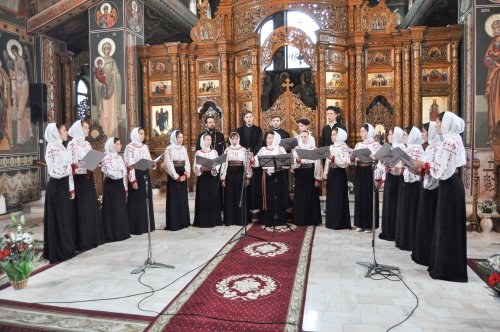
(478, 200, 497, 214)
(478, 254, 500, 296)
(0, 215, 40, 283)
(347, 181, 354, 194)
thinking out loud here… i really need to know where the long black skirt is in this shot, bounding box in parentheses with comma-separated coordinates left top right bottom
(193, 172, 222, 227)
(262, 171, 288, 227)
(102, 178, 130, 242)
(379, 173, 400, 241)
(250, 167, 263, 210)
(73, 172, 105, 250)
(428, 174, 467, 282)
(395, 181, 420, 251)
(294, 167, 321, 226)
(354, 166, 379, 230)
(165, 166, 190, 231)
(43, 177, 76, 264)
(411, 187, 439, 266)
(325, 167, 351, 230)
(127, 169, 155, 235)
(223, 166, 245, 226)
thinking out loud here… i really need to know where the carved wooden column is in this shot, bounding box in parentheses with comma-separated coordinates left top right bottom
(229, 54, 236, 131)
(402, 44, 411, 128)
(394, 46, 402, 127)
(59, 52, 74, 124)
(180, 54, 190, 135)
(140, 58, 150, 141)
(410, 27, 425, 126)
(251, 47, 260, 125)
(318, 44, 327, 128)
(348, 48, 357, 143)
(451, 40, 460, 114)
(355, 45, 364, 133)
(189, 54, 198, 148)
(171, 55, 180, 131)
(220, 50, 230, 135)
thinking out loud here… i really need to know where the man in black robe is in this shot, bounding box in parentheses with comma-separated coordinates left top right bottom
(237, 111, 263, 213)
(196, 116, 225, 155)
(319, 105, 347, 147)
(270, 115, 290, 139)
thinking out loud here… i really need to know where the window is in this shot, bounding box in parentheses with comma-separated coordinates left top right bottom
(76, 78, 90, 120)
(259, 11, 319, 70)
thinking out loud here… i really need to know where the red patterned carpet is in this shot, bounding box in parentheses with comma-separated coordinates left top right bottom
(146, 225, 315, 332)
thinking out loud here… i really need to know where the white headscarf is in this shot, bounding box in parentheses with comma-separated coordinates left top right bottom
(440, 111, 466, 166)
(427, 121, 441, 146)
(392, 127, 404, 146)
(68, 120, 85, 139)
(199, 133, 212, 151)
(105, 137, 117, 155)
(229, 132, 240, 147)
(130, 127, 142, 145)
(407, 126, 424, 145)
(269, 131, 281, 148)
(334, 127, 348, 146)
(364, 123, 377, 141)
(170, 130, 182, 148)
(44, 123, 63, 144)
(298, 131, 315, 149)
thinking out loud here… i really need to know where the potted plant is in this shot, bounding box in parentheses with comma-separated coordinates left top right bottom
(347, 181, 354, 195)
(478, 200, 497, 232)
(0, 215, 40, 290)
(478, 254, 500, 297)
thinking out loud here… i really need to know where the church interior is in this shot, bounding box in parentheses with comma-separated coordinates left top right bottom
(0, 0, 500, 331)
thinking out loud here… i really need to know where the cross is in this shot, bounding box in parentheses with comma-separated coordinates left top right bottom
(282, 78, 294, 92)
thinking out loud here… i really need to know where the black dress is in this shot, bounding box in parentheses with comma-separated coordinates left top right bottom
(262, 171, 288, 227)
(223, 165, 245, 226)
(411, 187, 439, 266)
(428, 173, 467, 282)
(395, 181, 420, 251)
(379, 173, 400, 241)
(165, 165, 191, 231)
(326, 167, 351, 230)
(72, 172, 105, 250)
(193, 171, 222, 227)
(354, 166, 379, 230)
(44, 177, 76, 264)
(127, 169, 155, 235)
(102, 178, 130, 242)
(294, 166, 321, 226)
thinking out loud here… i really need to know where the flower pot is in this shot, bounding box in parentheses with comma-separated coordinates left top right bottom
(481, 214, 494, 232)
(10, 278, 28, 290)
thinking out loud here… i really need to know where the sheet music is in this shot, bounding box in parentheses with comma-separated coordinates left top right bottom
(296, 147, 331, 160)
(81, 150, 105, 170)
(132, 158, 156, 171)
(195, 153, 228, 167)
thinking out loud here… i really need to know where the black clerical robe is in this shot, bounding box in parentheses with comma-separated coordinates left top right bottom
(319, 123, 347, 147)
(237, 125, 263, 155)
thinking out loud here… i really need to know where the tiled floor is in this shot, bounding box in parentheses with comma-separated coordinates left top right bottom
(1, 192, 499, 331)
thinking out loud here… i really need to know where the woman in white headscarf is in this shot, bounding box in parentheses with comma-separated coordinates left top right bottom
(220, 132, 252, 226)
(43, 123, 76, 263)
(124, 127, 155, 235)
(353, 123, 381, 232)
(100, 137, 130, 242)
(292, 131, 322, 226)
(193, 133, 222, 227)
(412, 122, 441, 266)
(379, 127, 404, 241)
(253, 131, 288, 227)
(164, 130, 191, 231)
(415, 112, 467, 282)
(395, 126, 424, 251)
(67, 119, 104, 250)
(324, 127, 352, 230)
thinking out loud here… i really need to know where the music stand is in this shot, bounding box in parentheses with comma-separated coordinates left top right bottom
(356, 158, 399, 277)
(230, 150, 266, 243)
(131, 159, 174, 274)
(258, 154, 294, 237)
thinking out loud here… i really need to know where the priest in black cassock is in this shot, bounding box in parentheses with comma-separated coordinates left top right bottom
(237, 111, 263, 212)
(319, 105, 346, 147)
(270, 115, 290, 141)
(196, 116, 225, 155)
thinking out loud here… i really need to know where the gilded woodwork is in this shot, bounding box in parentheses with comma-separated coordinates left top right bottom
(366, 101, 393, 136)
(412, 40, 422, 126)
(355, 46, 364, 132)
(348, 48, 356, 143)
(394, 46, 402, 127)
(451, 41, 460, 115)
(360, 0, 398, 34)
(59, 52, 74, 124)
(402, 43, 411, 128)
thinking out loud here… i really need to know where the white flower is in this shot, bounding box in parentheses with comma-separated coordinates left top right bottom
(488, 254, 500, 272)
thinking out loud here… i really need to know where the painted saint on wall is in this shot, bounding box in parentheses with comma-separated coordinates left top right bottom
(484, 15, 500, 134)
(126, 0, 143, 33)
(95, 2, 119, 29)
(94, 38, 122, 138)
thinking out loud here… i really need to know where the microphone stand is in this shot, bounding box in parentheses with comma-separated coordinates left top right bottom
(131, 173, 175, 274)
(230, 149, 266, 243)
(356, 160, 399, 277)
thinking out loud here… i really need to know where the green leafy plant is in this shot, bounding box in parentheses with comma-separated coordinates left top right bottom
(0, 215, 41, 281)
(478, 200, 497, 214)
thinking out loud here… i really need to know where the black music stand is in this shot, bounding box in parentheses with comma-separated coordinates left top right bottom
(131, 159, 175, 274)
(356, 159, 399, 277)
(258, 154, 294, 237)
(230, 150, 266, 243)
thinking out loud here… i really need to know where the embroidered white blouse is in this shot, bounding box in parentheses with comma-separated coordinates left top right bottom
(253, 146, 288, 175)
(124, 142, 153, 184)
(101, 154, 128, 191)
(67, 137, 92, 175)
(292, 148, 322, 181)
(45, 143, 75, 193)
(164, 144, 191, 180)
(220, 145, 252, 180)
(354, 139, 383, 180)
(194, 149, 219, 177)
(324, 143, 352, 174)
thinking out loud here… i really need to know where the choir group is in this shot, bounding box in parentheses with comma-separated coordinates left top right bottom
(42, 108, 467, 283)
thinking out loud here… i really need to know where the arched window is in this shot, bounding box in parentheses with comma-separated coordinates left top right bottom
(189, 0, 197, 15)
(76, 78, 90, 120)
(259, 11, 319, 70)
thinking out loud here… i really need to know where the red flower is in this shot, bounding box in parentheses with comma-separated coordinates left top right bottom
(488, 273, 500, 287)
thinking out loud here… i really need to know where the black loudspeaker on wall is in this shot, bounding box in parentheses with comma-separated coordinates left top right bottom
(29, 83, 47, 123)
